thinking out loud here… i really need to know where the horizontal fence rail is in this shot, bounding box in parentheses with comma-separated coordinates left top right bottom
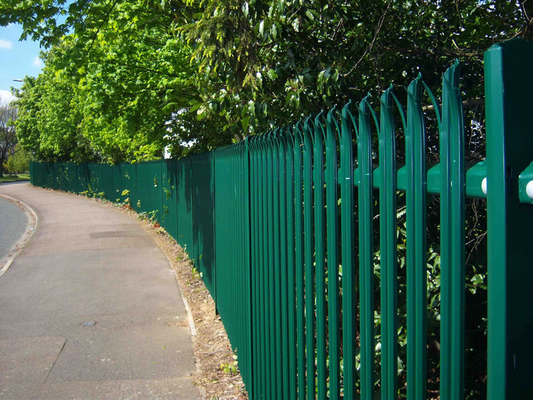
(29, 39, 533, 399)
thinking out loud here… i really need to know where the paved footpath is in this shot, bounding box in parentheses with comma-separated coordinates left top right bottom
(0, 182, 199, 399)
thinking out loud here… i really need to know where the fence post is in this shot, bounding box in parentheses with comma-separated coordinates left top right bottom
(485, 38, 533, 399)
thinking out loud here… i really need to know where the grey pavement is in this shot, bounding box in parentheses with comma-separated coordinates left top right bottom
(0, 183, 199, 400)
(0, 193, 28, 260)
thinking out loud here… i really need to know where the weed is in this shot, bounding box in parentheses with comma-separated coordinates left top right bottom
(120, 189, 132, 209)
(191, 266, 200, 280)
(148, 210, 158, 222)
(220, 362, 238, 374)
(220, 357, 238, 375)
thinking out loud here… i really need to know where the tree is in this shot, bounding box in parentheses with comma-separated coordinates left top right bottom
(13, 64, 99, 163)
(173, 0, 531, 134)
(0, 103, 17, 177)
(2, 1, 531, 157)
(6, 143, 30, 174)
(7, 0, 232, 163)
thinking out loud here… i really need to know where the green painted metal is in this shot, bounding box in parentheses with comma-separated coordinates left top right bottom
(176, 158, 193, 254)
(149, 161, 163, 225)
(427, 161, 485, 199)
(358, 96, 375, 399)
(32, 43, 533, 399)
(465, 161, 487, 198)
(101, 164, 114, 201)
(485, 42, 508, 400)
(257, 137, 267, 400)
(284, 127, 297, 400)
(406, 74, 427, 400)
(278, 129, 290, 400)
(258, 136, 268, 400)
(302, 118, 315, 399)
(266, 134, 277, 397)
(248, 138, 259, 398)
(243, 141, 253, 398)
(264, 137, 272, 400)
(485, 38, 533, 399)
(378, 86, 400, 400)
(293, 122, 306, 400)
(161, 160, 177, 240)
(340, 102, 357, 399)
(325, 108, 340, 400)
(439, 61, 466, 399)
(260, 137, 272, 400)
(136, 163, 147, 213)
(191, 153, 216, 299)
(213, 144, 253, 394)
(271, 131, 283, 400)
(518, 162, 533, 204)
(313, 113, 327, 400)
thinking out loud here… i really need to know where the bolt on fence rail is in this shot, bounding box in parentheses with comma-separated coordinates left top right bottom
(30, 39, 533, 399)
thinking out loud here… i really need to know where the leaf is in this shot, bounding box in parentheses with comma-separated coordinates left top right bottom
(267, 69, 278, 80)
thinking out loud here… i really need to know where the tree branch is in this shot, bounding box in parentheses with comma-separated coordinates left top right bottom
(381, 43, 482, 58)
(343, 0, 393, 78)
(87, 0, 120, 53)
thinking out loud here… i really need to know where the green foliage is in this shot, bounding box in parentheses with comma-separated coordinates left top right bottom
(191, 266, 201, 280)
(174, 0, 531, 135)
(220, 355, 239, 374)
(3, 1, 530, 158)
(0, 173, 30, 183)
(5, 0, 231, 163)
(138, 210, 160, 224)
(0, 102, 18, 177)
(6, 143, 31, 173)
(120, 189, 131, 208)
(79, 185, 106, 199)
(13, 68, 97, 163)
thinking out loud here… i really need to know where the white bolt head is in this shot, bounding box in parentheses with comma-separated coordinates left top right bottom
(481, 177, 488, 195)
(526, 181, 533, 200)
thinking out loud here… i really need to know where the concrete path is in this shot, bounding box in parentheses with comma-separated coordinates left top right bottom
(0, 183, 199, 399)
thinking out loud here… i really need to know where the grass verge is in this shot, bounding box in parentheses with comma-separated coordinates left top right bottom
(0, 174, 30, 183)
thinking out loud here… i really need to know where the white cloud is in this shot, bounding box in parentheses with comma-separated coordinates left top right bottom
(0, 39, 14, 50)
(33, 56, 43, 67)
(0, 90, 17, 105)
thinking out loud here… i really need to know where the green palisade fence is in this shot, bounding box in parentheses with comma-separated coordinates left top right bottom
(29, 39, 533, 399)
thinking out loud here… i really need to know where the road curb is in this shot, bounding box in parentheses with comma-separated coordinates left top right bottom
(155, 232, 206, 400)
(159, 247, 198, 338)
(0, 193, 38, 279)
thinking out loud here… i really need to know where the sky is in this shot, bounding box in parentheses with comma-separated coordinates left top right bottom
(0, 24, 43, 105)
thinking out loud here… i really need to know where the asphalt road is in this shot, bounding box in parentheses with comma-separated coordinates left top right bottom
(0, 190, 28, 260)
(0, 183, 199, 399)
